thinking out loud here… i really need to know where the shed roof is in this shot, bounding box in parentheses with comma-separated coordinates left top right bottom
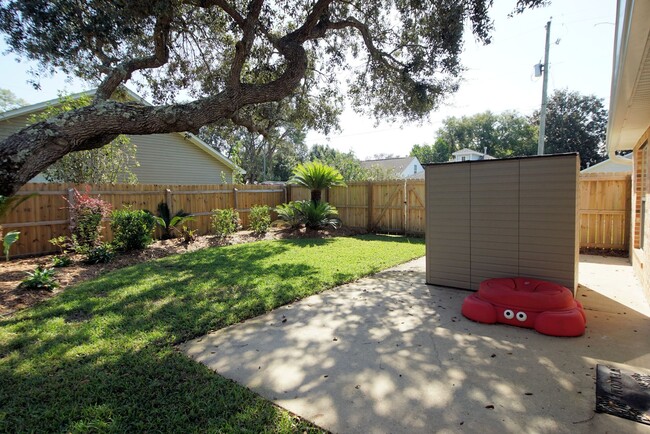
(360, 156, 417, 173)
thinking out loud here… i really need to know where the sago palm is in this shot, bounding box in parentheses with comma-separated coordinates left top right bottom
(288, 161, 346, 203)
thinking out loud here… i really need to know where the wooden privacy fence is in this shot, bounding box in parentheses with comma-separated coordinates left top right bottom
(2, 183, 288, 257)
(0, 174, 631, 257)
(578, 173, 631, 250)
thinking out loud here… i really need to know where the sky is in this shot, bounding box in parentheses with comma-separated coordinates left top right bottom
(0, 0, 616, 160)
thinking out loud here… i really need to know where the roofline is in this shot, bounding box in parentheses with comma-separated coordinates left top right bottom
(360, 156, 413, 163)
(0, 86, 243, 173)
(606, 0, 650, 153)
(423, 152, 579, 166)
(580, 153, 633, 173)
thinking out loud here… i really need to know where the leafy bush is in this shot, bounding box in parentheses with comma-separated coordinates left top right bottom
(180, 225, 197, 244)
(49, 236, 70, 254)
(294, 200, 341, 229)
(287, 161, 346, 203)
(111, 207, 157, 251)
(83, 243, 115, 264)
(274, 202, 303, 229)
(51, 255, 72, 268)
(211, 208, 240, 238)
(20, 267, 59, 291)
(154, 202, 193, 239)
(249, 205, 271, 234)
(66, 188, 112, 249)
(274, 200, 341, 230)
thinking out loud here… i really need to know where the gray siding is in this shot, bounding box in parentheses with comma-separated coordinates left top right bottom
(129, 133, 233, 184)
(426, 154, 579, 292)
(0, 113, 234, 184)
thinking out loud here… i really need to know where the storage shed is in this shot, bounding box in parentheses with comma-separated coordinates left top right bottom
(425, 153, 579, 292)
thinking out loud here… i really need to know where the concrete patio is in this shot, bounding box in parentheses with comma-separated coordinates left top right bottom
(181, 255, 650, 433)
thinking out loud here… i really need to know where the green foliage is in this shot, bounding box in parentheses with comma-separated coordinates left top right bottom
(0, 88, 28, 112)
(0, 193, 37, 221)
(211, 208, 240, 238)
(288, 161, 347, 203)
(274, 202, 304, 229)
(51, 255, 72, 268)
(66, 189, 112, 250)
(295, 200, 342, 230)
(275, 200, 341, 230)
(20, 266, 58, 291)
(28, 93, 139, 184)
(48, 236, 69, 254)
(83, 243, 115, 264)
(0, 235, 423, 431)
(2, 230, 19, 261)
(110, 207, 156, 251)
(154, 202, 192, 240)
(427, 111, 538, 162)
(180, 225, 198, 244)
(249, 205, 271, 234)
(308, 145, 366, 182)
(534, 89, 608, 169)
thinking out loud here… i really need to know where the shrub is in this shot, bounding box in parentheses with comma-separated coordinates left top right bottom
(51, 255, 72, 268)
(274, 201, 341, 230)
(66, 188, 112, 249)
(274, 202, 303, 229)
(111, 207, 157, 251)
(83, 243, 115, 264)
(211, 208, 240, 238)
(20, 267, 59, 291)
(154, 202, 193, 239)
(180, 225, 197, 244)
(295, 200, 341, 229)
(49, 236, 70, 254)
(249, 205, 271, 234)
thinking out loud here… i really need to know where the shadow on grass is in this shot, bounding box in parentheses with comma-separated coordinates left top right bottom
(0, 234, 424, 432)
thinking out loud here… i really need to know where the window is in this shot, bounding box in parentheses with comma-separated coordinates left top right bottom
(413, 164, 417, 174)
(461, 156, 466, 161)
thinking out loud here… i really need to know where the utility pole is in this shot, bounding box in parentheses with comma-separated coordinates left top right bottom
(537, 19, 551, 155)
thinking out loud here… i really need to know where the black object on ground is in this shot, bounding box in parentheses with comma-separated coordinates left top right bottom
(596, 364, 650, 425)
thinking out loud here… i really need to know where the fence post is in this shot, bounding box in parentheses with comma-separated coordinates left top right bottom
(283, 185, 288, 204)
(165, 188, 173, 215)
(402, 179, 408, 235)
(367, 182, 373, 232)
(67, 188, 75, 230)
(233, 187, 239, 211)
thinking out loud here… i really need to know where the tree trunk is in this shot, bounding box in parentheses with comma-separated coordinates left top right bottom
(311, 189, 321, 203)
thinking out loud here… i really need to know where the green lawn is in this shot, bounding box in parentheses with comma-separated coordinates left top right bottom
(0, 234, 424, 433)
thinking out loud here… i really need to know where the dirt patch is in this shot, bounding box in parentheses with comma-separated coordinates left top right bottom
(0, 226, 366, 316)
(579, 247, 629, 258)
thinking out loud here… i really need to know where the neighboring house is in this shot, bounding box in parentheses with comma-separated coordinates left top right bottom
(450, 148, 495, 162)
(360, 156, 424, 179)
(580, 153, 633, 174)
(0, 87, 243, 184)
(607, 0, 650, 302)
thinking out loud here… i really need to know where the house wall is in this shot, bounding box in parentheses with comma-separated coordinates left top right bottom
(0, 114, 233, 184)
(129, 134, 233, 184)
(630, 125, 650, 302)
(400, 158, 424, 178)
(426, 154, 579, 292)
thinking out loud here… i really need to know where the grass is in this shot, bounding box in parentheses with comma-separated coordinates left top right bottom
(0, 234, 424, 432)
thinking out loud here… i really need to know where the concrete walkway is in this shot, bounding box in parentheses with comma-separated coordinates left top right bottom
(181, 256, 650, 433)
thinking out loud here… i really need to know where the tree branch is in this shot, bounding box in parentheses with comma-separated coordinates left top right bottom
(228, 0, 265, 88)
(94, 14, 172, 102)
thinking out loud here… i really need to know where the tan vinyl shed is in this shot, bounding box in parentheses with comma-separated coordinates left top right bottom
(425, 153, 580, 292)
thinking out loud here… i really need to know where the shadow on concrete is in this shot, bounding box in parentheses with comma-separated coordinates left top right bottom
(182, 257, 650, 433)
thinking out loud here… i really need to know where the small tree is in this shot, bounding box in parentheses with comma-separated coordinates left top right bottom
(28, 93, 139, 184)
(288, 161, 346, 203)
(66, 189, 112, 250)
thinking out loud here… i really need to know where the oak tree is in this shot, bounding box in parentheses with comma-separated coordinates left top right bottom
(0, 0, 547, 196)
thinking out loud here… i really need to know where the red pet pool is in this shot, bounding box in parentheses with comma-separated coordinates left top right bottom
(461, 277, 586, 337)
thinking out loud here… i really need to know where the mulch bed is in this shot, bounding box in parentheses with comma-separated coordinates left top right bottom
(0, 226, 365, 316)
